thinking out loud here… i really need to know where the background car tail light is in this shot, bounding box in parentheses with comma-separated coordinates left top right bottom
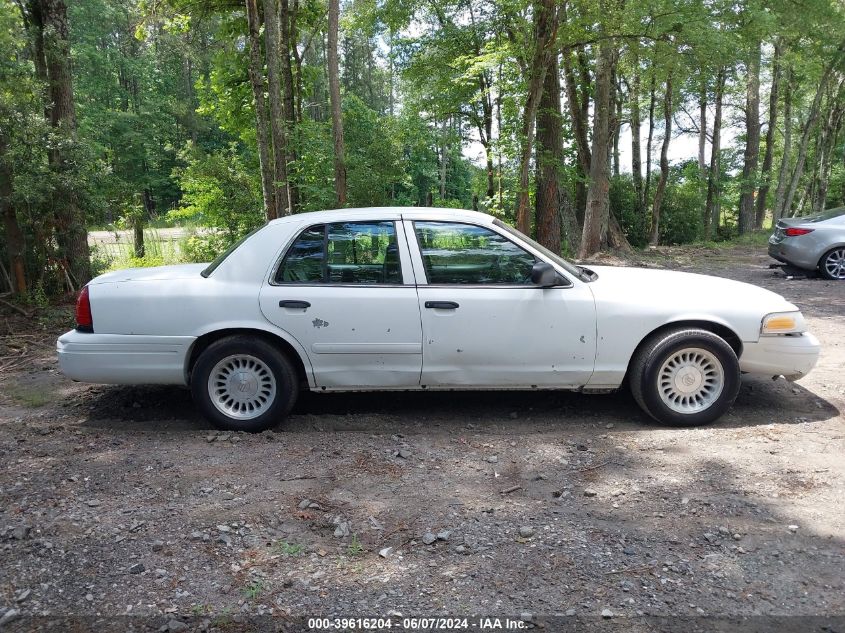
(76, 285, 93, 332)
(784, 227, 814, 237)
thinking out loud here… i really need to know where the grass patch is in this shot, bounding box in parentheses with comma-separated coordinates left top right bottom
(242, 579, 265, 600)
(346, 534, 364, 557)
(6, 384, 54, 408)
(272, 540, 304, 557)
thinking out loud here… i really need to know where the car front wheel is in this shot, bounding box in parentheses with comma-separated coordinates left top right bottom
(819, 247, 845, 280)
(629, 328, 740, 426)
(191, 336, 298, 432)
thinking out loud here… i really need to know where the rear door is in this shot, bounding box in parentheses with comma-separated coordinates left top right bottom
(259, 217, 423, 388)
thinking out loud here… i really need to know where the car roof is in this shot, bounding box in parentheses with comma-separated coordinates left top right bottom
(267, 207, 498, 226)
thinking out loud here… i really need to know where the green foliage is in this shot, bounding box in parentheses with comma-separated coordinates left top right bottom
(346, 534, 364, 557)
(610, 176, 649, 248)
(272, 541, 305, 557)
(170, 144, 263, 241)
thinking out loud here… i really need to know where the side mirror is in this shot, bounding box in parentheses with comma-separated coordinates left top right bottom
(530, 261, 562, 287)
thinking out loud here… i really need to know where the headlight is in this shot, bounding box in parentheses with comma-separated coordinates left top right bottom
(761, 311, 806, 335)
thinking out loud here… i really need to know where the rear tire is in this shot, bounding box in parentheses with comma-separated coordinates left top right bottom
(191, 335, 298, 432)
(819, 247, 845, 280)
(629, 328, 740, 426)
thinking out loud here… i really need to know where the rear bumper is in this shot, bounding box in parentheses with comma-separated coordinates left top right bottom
(739, 332, 820, 380)
(767, 238, 820, 270)
(56, 330, 195, 385)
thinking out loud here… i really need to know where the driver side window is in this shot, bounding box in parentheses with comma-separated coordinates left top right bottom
(414, 222, 536, 285)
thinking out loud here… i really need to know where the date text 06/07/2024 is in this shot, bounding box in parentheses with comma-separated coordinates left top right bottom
(307, 617, 529, 630)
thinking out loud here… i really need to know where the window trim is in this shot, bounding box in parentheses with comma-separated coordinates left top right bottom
(410, 220, 573, 289)
(268, 220, 411, 287)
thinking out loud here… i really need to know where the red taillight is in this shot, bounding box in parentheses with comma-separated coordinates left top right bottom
(784, 227, 814, 237)
(75, 285, 93, 332)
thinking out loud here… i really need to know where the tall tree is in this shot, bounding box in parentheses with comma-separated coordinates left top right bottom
(535, 53, 578, 254)
(327, 0, 347, 206)
(515, 0, 558, 234)
(263, 0, 291, 217)
(40, 0, 91, 287)
(245, 0, 277, 222)
(780, 47, 845, 217)
(738, 40, 762, 234)
(649, 70, 673, 246)
(579, 36, 616, 258)
(754, 40, 782, 228)
(772, 68, 793, 221)
(704, 67, 726, 240)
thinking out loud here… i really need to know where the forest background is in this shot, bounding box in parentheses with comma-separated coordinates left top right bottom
(2, 0, 845, 297)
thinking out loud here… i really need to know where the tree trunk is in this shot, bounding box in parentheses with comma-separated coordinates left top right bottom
(813, 97, 845, 213)
(780, 46, 845, 218)
(612, 74, 621, 177)
(263, 0, 291, 217)
(245, 0, 276, 221)
(327, 0, 347, 206)
(773, 69, 793, 221)
(578, 39, 616, 258)
(535, 53, 578, 254)
(439, 118, 448, 199)
(698, 79, 707, 177)
(649, 71, 673, 246)
(629, 57, 644, 213)
(515, 0, 558, 234)
(738, 40, 762, 234)
(704, 68, 725, 240)
(40, 0, 90, 287)
(645, 74, 656, 204)
(279, 0, 299, 210)
(755, 40, 782, 228)
(0, 134, 27, 293)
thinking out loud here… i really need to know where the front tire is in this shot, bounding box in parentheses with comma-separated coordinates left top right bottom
(629, 328, 740, 426)
(819, 247, 845, 280)
(191, 336, 298, 432)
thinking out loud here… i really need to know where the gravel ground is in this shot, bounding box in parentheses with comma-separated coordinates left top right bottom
(1, 244, 843, 632)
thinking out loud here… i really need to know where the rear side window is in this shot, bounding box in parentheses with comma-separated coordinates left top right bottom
(414, 221, 536, 285)
(275, 221, 403, 284)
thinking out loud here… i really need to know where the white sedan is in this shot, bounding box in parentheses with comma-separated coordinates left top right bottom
(57, 208, 820, 431)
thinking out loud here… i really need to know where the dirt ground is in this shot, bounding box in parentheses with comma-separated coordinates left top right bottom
(1, 244, 843, 632)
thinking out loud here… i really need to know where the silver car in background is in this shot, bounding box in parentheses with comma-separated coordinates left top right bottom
(768, 207, 845, 280)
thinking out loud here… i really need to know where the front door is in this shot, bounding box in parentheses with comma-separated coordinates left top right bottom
(406, 220, 596, 388)
(259, 219, 423, 388)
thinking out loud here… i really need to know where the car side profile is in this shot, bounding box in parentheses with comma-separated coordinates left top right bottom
(768, 207, 845, 279)
(58, 208, 821, 431)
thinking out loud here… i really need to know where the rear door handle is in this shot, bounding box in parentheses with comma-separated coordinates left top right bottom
(279, 300, 311, 309)
(424, 301, 459, 310)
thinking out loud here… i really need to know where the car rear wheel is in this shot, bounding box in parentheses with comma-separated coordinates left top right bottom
(819, 247, 845, 280)
(191, 336, 298, 432)
(629, 328, 740, 426)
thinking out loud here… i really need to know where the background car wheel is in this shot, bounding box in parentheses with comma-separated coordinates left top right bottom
(191, 335, 298, 432)
(629, 328, 740, 426)
(819, 247, 845, 280)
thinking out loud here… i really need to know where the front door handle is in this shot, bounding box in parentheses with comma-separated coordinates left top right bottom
(279, 300, 311, 309)
(424, 301, 459, 310)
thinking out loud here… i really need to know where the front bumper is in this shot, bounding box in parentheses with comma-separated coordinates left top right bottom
(738, 332, 820, 380)
(57, 330, 195, 385)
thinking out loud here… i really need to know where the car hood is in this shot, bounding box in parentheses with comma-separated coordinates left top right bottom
(586, 265, 797, 315)
(88, 263, 209, 285)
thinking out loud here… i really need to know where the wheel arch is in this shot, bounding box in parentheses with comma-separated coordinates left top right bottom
(185, 326, 313, 389)
(623, 319, 743, 383)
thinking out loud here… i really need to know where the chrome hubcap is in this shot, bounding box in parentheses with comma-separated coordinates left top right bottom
(658, 348, 724, 414)
(824, 249, 845, 279)
(208, 354, 276, 420)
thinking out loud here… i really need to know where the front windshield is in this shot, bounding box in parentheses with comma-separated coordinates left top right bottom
(493, 219, 590, 281)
